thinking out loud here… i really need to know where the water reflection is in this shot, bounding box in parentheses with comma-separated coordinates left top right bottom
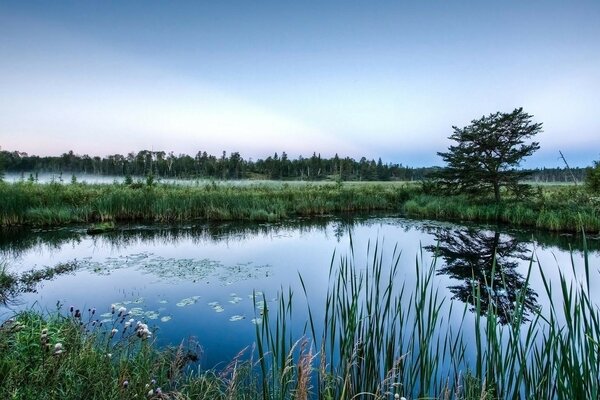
(427, 228, 538, 325)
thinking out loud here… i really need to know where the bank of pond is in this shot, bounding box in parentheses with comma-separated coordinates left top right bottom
(0, 181, 598, 233)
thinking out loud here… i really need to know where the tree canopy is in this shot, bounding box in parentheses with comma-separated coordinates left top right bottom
(433, 108, 542, 203)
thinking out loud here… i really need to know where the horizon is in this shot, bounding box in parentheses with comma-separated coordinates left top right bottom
(1, 1, 599, 168)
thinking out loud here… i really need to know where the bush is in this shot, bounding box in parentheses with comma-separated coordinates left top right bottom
(585, 160, 600, 193)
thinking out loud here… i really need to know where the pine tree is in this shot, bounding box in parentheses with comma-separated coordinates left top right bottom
(433, 108, 542, 204)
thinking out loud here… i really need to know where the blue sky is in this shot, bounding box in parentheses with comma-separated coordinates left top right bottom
(1, 1, 599, 167)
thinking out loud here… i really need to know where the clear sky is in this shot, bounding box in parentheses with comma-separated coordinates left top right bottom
(1, 1, 599, 167)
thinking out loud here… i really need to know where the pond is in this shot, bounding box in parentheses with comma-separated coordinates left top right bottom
(1, 215, 599, 371)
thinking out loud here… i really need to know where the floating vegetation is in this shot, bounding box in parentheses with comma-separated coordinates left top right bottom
(144, 311, 159, 320)
(129, 307, 144, 316)
(254, 300, 267, 313)
(69, 253, 272, 284)
(208, 302, 224, 313)
(228, 294, 243, 304)
(248, 291, 263, 299)
(229, 315, 245, 322)
(176, 296, 200, 307)
(160, 316, 172, 323)
(158, 299, 168, 304)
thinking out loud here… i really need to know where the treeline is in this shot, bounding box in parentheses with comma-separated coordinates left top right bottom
(0, 149, 588, 182)
(0, 149, 433, 181)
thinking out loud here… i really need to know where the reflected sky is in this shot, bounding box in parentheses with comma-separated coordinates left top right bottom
(1, 217, 599, 368)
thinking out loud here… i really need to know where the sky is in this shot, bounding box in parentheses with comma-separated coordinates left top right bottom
(1, 1, 599, 167)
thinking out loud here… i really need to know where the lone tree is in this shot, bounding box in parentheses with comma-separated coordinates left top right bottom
(433, 108, 542, 204)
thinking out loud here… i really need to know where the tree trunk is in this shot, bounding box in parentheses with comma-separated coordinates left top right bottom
(493, 182, 501, 204)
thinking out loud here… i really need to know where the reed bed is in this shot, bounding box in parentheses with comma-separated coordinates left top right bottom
(1, 181, 597, 233)
(0, 181, 413, 227)
(256, 237, 600, 399)
(404, 186, 600, 233)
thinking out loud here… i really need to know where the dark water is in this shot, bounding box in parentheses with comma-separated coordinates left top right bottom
(1, 215, 599, 369)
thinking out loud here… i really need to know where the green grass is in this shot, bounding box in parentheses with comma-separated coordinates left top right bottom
(1, 238, 599, 399)
(0, 181, 414, 227)
(404, 184, 600, 232)
(0, 180, 598, 232)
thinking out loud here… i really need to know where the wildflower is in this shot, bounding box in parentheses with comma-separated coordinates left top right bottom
(123, 380, 129, 389)
(69, 306, 74, 313)
(147, 389, 153, 396)
(91, 307, 96, 315)
(111, 304, 116, 313)
(74, 309, 81, 318)
(110, 328, 118, 338)
(41, 328, 48, 335)
(53, 342, 64, 355)
(118, 307, 127, 317)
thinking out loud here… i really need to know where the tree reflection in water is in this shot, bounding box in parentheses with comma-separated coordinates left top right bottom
(427, 228, 538, 325)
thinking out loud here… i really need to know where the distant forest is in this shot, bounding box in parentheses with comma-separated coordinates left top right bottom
(0, 149, 588, 183)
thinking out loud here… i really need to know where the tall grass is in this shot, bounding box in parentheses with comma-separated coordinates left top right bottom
(1, 181, 597, 232)
(404, 186, 600, 232)
(256, 237, 600, 399)
(0, 181, 413, 227)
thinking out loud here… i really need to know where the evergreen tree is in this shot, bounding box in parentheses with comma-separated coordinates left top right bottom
(585, 160, 600, 193)
(433, 108, 542, 204)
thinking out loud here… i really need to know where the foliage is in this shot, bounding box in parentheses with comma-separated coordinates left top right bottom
(585, 160, 600, 193)
(433, 108, 542, 203)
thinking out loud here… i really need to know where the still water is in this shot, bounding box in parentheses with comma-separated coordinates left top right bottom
(1, 215, 599, 369)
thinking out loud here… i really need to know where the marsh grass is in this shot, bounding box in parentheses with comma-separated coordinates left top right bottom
(404, 185, 600, 232)
(256, 237, 600, 399)
(0, 181, 413, 227)
(1, 181, 597, 232)
(0, 306, 259, 399)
